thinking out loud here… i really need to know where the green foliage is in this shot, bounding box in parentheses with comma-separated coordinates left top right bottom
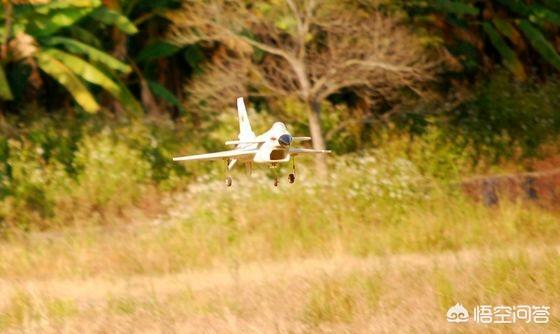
(35, 51, 100, 113)
(73, 130, 151, 210)
(44, 48, 120, 94)
(0, 137, 73, 229)
(147, 80, 186, 114)
(483, 22, 526, 80)
(518, 20, 560, 70)
(43, 37, 132, 73)
(405, 0, 560, 78)
(0, 65, 14, 100)
(17, 0, 101, 37)
(0, 0, 141, 114)
(136, 41, 181, 63)
(449, 72, 560, 160)
(90, 7, 138, 35)
(0, 113, 189, 228)
(431, 0, 479, 16)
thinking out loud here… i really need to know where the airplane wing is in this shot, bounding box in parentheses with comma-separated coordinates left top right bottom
(173, 149, 258, 162)
(225, 139, 265, 145)
(289, 148, 332, 156)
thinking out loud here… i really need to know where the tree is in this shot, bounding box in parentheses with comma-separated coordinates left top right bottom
(169, 0, 439, 173)
(0, 0, 142, 113)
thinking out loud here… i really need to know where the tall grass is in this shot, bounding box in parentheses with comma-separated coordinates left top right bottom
(0, 151, 558, 279)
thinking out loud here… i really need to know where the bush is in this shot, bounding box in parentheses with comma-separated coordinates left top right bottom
(449, 73, 560, 162)
(0, 138, 73, 229)
(0, 113, 193, 229)
(72, 130, 152, 214)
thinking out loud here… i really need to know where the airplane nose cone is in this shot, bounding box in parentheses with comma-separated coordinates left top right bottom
(278, 134, 293, 147)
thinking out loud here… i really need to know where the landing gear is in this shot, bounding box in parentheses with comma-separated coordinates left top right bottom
(225, 159, 233, 187)
(274, 176, 279, 187)
(288, 173, 295, 184)
(288, 157, 296, 184)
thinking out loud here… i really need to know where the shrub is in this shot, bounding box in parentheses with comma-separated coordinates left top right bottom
(72, 129, 152, 215)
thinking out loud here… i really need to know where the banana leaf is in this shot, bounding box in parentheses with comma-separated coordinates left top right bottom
(530, 4, 560, 26)
(43, 37, 131, 73)
(541, 0, 560, 12)
(495, 0, 531, 16)
(67, 26, 102, 49)
(33, 0, 102, 12)
(112, 79, 144, 115)
(518, 20, 560, 70)
(492, 19, 525, 49)
(136, 42, 181, 62)
(43, 48, 120, 94)
(20, 6, 98, 37)
(35, 51, 100, 113)
(90, 7, 138, 35)
(147, 80, 185, 114)
(44, 49, 143, 115)
(431, 0, 479, 16)
(483, 22, 526, 80)
(0, 65, 14, 101)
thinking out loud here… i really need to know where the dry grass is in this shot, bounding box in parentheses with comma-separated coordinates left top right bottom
(1, 160, 560, 332)
(0, 246, 559, 333)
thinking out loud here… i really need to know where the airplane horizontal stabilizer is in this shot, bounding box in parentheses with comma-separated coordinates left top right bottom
(292, 137, 312, 142)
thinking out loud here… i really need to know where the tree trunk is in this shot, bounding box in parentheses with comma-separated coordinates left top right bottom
(307, 99, 328, 176)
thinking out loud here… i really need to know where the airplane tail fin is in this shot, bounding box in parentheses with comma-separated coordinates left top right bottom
(237, 97, 256, 141)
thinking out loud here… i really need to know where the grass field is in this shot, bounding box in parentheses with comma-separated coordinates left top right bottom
(1, 157, 559, 333)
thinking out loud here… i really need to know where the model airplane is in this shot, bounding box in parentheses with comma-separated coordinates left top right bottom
(173, 97, 331, 186)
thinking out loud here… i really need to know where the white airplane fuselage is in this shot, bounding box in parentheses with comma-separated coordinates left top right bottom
(236, 122, 292, 165)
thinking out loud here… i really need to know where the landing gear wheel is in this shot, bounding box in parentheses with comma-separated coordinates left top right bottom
(288, 173, 296, 184)
(225, 176, 233, 187)
(274, 178, 279, 187)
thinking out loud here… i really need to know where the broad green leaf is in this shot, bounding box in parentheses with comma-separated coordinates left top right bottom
(530, 4, 560, 26)
(90, 7, 138, 35)
(183, 45, 205, 71)
(492, 19, 524, 48)
(44, 49, 142, 115)
(68, 26, 102, 48)
(432, 0, 479, 16)
(136, 41, 180, 62)
(483, 22, 526, 80)
(541, 0, 560, 12)
(13, 0, 100, 17)
(495, 0, 531, 16)
(20, 6, 98, 37)
(43, 37, 131, 73)
(518, 20, 560, 70)
(0, 65, 14, 101)
(147, 80, 185, 114)
(34, 0, 102, 12)
(42, 48, 120, 95)
(35, 51, 99, 113)
(113, 79, 144, 115)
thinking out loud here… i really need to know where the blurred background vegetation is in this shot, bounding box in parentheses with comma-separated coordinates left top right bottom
(0, 0, 559, 229)
(1, 1, 560, 331)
